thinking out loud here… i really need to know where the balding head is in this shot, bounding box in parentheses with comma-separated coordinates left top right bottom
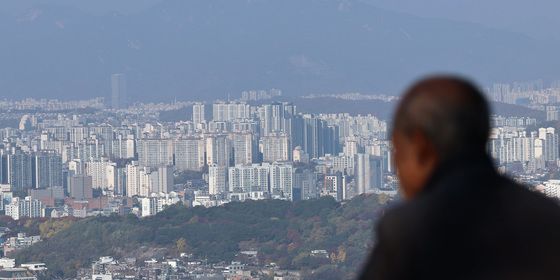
(392, 76, 490, 199)
(394, 76, 490, 160)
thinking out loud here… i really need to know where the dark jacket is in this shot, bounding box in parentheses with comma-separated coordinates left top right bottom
(360, 156, 560, 280)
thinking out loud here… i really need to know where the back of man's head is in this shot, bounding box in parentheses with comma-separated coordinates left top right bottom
(393, 75, 490, 161)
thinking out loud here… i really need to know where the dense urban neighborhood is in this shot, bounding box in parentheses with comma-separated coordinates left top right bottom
(0, 78, 557, 278)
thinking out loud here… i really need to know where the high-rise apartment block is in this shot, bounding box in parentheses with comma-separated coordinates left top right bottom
(5, 196, 44, 220)
(208, 164, 227, 195)
(193, 103, 206, 125)
(111, 73, 127, 109)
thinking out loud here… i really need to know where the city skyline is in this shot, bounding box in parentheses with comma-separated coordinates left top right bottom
(1, 1, 559, 279)
(0, 80, 559, 279)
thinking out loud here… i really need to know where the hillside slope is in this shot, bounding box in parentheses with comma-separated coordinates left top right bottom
(15, 194, 391, 278)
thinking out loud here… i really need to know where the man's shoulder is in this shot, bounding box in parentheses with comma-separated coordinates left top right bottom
(497, 176, 560, 219)
(376, 194, 434, 237)
(378, 175, 560, 233)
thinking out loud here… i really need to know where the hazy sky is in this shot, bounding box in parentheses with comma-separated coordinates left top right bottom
(3, 0, 558, 39)
(368, 0, 560, 40)
(1, 0, 559, 101)
(0, 0, 161, 15)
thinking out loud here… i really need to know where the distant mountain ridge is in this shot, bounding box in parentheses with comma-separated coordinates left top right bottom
(0, 0, 558, 101)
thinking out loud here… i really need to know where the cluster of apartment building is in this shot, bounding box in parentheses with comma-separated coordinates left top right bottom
(488, 116, 559, 172)
(487, 81, 560, 121)
(0, 99, 393, 220)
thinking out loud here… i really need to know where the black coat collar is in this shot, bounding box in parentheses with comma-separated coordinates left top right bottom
(420, 153, 497, 196)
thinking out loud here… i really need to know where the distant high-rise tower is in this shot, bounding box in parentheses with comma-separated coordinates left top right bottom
(269, 163, 294, 200)
(111, 73, 127, 109)
(208, 164, 227, 195)
(212, 102, 250, 122)
(32, 151, 63, 189)
(205, 134, 230, 167)
(354, 153, 383, 194)
(291, 115, 340, 159)
(230, 132, 253, 165)
(7, 150, 33, 191)
(259, 102, 293, 136)
(260, 133, 290, 162)
(192, 103, 205, 125)
(137, 139, 174, 168)
(174, 138, 205, 171)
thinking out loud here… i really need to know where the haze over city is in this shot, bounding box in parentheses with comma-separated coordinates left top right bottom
(1, 1, 560, 279)
(1, 0, 560, 101)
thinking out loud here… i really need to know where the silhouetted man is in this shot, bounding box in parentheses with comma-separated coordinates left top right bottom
(360, 76, 560, 280)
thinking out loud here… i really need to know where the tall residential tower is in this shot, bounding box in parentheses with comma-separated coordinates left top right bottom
(111, 73, 127, 109)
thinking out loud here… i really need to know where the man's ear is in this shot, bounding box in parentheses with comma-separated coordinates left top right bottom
(410, 130, 438, 164)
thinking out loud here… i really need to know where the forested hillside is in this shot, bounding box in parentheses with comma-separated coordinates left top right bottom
(15, 194, 391, 279)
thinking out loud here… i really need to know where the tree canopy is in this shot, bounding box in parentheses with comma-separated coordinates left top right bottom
(15, 194, 389, 279)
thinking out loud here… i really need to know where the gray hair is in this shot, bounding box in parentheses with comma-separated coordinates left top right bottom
(393, 76, 490, 160)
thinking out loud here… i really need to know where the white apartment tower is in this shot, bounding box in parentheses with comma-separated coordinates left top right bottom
(354, 153, 383, 194)
(208, 164, 227, 195)
(260, 134, 290, 163)
(269, 163, 293, 200)
(126, 162, 141, 197)
(5, 197, 44, 220)
(230, 133, 253, 165)
(85, 160, 111, 189)
(228, 164, 269, 193)
(205, 134, 230, 167)
(137, 139, 174, 167)
(193, 103, 206, 125)
(174, 138, 205, 171)
(212, 102, 250, 122)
